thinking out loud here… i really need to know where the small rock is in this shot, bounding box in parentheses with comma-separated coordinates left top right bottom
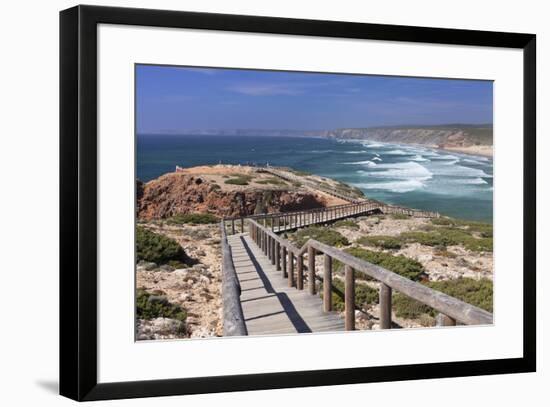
(137, 260, 157, 271)
(159, 264, 175, 272)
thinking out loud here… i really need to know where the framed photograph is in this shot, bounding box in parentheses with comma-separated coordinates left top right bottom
(59, 5, 536, 401)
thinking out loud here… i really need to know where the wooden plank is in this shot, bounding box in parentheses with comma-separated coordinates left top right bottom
(308, 246, 316, 295)
(288, 252, 295, 287)
(379, 283, 392, 329)
(297, 254, 304, 290)
(436, 313, 456, 326)
(323, 254, 332, 312)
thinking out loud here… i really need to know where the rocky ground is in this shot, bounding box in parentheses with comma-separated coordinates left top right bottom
(333, 215, 493, 281)
(136, 223, 223, 340)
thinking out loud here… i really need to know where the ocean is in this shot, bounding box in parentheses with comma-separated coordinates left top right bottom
(137, 135, 493, 222)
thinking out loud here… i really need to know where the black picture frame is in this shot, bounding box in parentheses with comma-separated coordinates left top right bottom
(60, 4, 536, 401)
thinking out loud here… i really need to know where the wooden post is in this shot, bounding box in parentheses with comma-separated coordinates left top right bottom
(275, 242, 281, 270)
(271, 238, 276, 265)
(308, 246, 316, 295)
(288, 252, 295, 287)
(344, 265, 355, 330)
(282, 246, 287, 278)
(379, 283, 392, 329)
(297, 254, 304, 290)
(241, 218, 244, 233)
(436, 313, 456, 326)
(231, 219, 235, 235)
(323, 254, 332, 312)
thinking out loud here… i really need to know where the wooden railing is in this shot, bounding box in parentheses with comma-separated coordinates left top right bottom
(247, 219, 493, 330)
(223, 201, 439, 236)
(223, 201, 382, 235)
(220, 221, 248, 336)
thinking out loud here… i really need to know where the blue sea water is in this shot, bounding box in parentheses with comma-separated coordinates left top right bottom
(137, 135, 493, 222)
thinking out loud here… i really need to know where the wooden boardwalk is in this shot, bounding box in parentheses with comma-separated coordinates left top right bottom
(228, 233, 345, 335)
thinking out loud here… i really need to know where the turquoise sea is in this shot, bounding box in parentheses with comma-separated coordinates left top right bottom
(137, 135, 493, 222)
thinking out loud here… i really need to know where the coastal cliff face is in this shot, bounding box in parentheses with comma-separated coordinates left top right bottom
(137, 172, 328, 220)
(325, 125, 493, 148)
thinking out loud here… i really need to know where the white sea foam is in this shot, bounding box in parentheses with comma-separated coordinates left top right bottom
(445, 177, 489, 185)
(362, 142, 384, 148)
(345, 160, 377, 167)
(363, 161, 433, 179)
(462, 158, 488, 165)
(344, 150, 367, 154)
(353, 179, 426, 193)
(385, 149, 409, 155)
(432, 154, 459, 161)
(372, 157, 382, 161)
(355, 161, 432, 192)
(411, 154, 429, 162)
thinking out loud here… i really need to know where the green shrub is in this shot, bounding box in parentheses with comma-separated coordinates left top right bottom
(336, 247, 425, 281)
(357, 235, 402, 250)
(289, 169, 311, 176)
(136, 289, 187, 322)
(333, 220, 359, 229)
(167, 213, 218, 225)
(225, 177, 250, 185)
(400, 228, 492, 252)
(290, 226, 349, 247)
(320, 279, 379, 311)
(431, 218, 493, 238)
(136, 226, 186, 265)
(463, 237, 493, 252)
(390, 213, 410, 220)
(393, 277, 493, 319)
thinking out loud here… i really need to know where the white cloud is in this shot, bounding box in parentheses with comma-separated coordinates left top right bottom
(228, 82, 304, 96)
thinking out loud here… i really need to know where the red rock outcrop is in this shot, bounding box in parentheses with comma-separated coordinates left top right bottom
(137, 173, 328, 220)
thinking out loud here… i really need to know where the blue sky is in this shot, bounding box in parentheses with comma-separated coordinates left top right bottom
(136, 65, 493, 133)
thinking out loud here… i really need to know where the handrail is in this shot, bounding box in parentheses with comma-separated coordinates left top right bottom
(220, 221, 248, 336)
(223, 200, 438, 236)
(247, 218, 493, 327)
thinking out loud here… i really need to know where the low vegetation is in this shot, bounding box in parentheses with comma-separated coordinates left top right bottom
(136, 289, 187, 323)
(290, 226, 349, 247)
(224, 174, 254, 185)
(393, 277, 493, 319)
(357, 235, 402, 250)
(333, 220, 359, 229)
(400, 227, 493, 252)
(136, 226, 186, 265)
(335, 247, 425, 281)
(288, 169, 311, 176)
(167, 213, 218, 225)
(431, 217, 493, 237)
(390, 213, 410, 220)
(320, 279, 379, 311)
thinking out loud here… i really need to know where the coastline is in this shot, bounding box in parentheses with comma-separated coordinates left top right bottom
(439, 145, 493, 158)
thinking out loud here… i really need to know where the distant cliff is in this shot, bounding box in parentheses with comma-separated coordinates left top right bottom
(325, 124, 493, 148)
